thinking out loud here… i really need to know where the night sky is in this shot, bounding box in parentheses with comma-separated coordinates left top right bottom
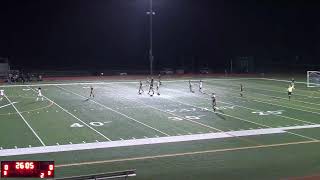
(1, 0, 320, 71)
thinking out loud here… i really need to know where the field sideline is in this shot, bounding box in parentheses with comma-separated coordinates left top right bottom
(1, 76, 320, 179)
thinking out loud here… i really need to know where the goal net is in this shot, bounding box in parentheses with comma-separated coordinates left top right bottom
(307, 71, 320, 87)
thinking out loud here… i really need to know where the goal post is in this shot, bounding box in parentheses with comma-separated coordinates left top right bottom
(307, 71, 320, 87)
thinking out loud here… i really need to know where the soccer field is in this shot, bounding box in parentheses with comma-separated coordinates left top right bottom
(1, 76, 320, 179)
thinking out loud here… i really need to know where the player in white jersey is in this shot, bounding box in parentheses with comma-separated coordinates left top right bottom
(36, 87, 44, 101)
(287, 84, 294, 101)
(199, 80, 203, 93)
(0, 89, 4, 101)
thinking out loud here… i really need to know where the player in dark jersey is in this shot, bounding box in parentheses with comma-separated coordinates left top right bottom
(148, 78, 154, 96)
(158, 74, 162, 85)
(138, 81, 144, 95)
(240, 84, 244, 97)
(156, 80, 160, 95)
(89, 86, 95, 98)
(211, 93, 217, 112)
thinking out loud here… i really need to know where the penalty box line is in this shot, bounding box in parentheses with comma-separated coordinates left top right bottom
(27, 86, 112, 141)
(4, 94, 46, 146)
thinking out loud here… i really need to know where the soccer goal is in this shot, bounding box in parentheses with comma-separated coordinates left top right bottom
(307, 71, 320, 87)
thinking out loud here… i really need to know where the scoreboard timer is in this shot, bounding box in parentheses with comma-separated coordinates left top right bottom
(1, 161, 54, 178)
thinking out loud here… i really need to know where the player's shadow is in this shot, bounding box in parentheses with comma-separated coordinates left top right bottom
(84, 98, 90, 102)
(215, 110, 226, 120)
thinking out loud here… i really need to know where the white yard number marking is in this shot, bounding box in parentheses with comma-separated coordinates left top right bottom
(169, 115, 205, 121)
(70, 121, 112, 128)
(70, 123, 84, 128)
(252, 110, 284, 116)
(168, 117, 183, 121)
(185, 115, 204, 120)
(90, 122, 104, 126)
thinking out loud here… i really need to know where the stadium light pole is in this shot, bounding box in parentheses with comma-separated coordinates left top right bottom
(146, 0, 155, 76)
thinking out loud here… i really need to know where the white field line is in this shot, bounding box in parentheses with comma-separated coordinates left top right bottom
(225, 85, 320, 108)
(108, 85, 216, 135)
(4, 95, 46, 146)
(56, 85, 170, 136)
(110, 84, 264, 145)
(202, 79, 320, 108)
(244, 83, 318, 99)
(55, 139, 319, 168)
(245, 89, 320, 107)
(166, 87, 316, 126)
(216, 87, 320, 114)
(2, 124, 320, 157)
(209, 78, 320, 100)
(211, 82, 320, 107)
(0, 102, 17, 109)
(251, 92, 320, 109)
(120, 94, 223, 134)
(165, 95, 317, 141)
(0, 78, 260, 88)
(219, 100, 316, 125)
(27, 86, 112, 141)
(166, 97, 271, 129)
(161, 88, 272, 129)
(251, 98, 320, 116)
(196, 83, 320, 123)
(194, 91, 317, 126)
(285, 131, 318, 141)
(260, 78, 307, 84)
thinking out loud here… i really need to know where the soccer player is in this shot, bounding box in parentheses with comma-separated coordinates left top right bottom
(158, 74, 162, 85)
(89, 86, 95, 98)
(0, 89, 4, 101)
(36, 87, 44, 101)
(240, 84, 244, 97)
(148, 78, 154, 96)
(156, 80, 160, 95)
(199, 80, 203, 93)
(291, 78, 295, 87)
(138, 81, 144, 95)
(211, 93, 217, 112)
(287, 84, 294, 100)
(189, 80, 194, 93)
